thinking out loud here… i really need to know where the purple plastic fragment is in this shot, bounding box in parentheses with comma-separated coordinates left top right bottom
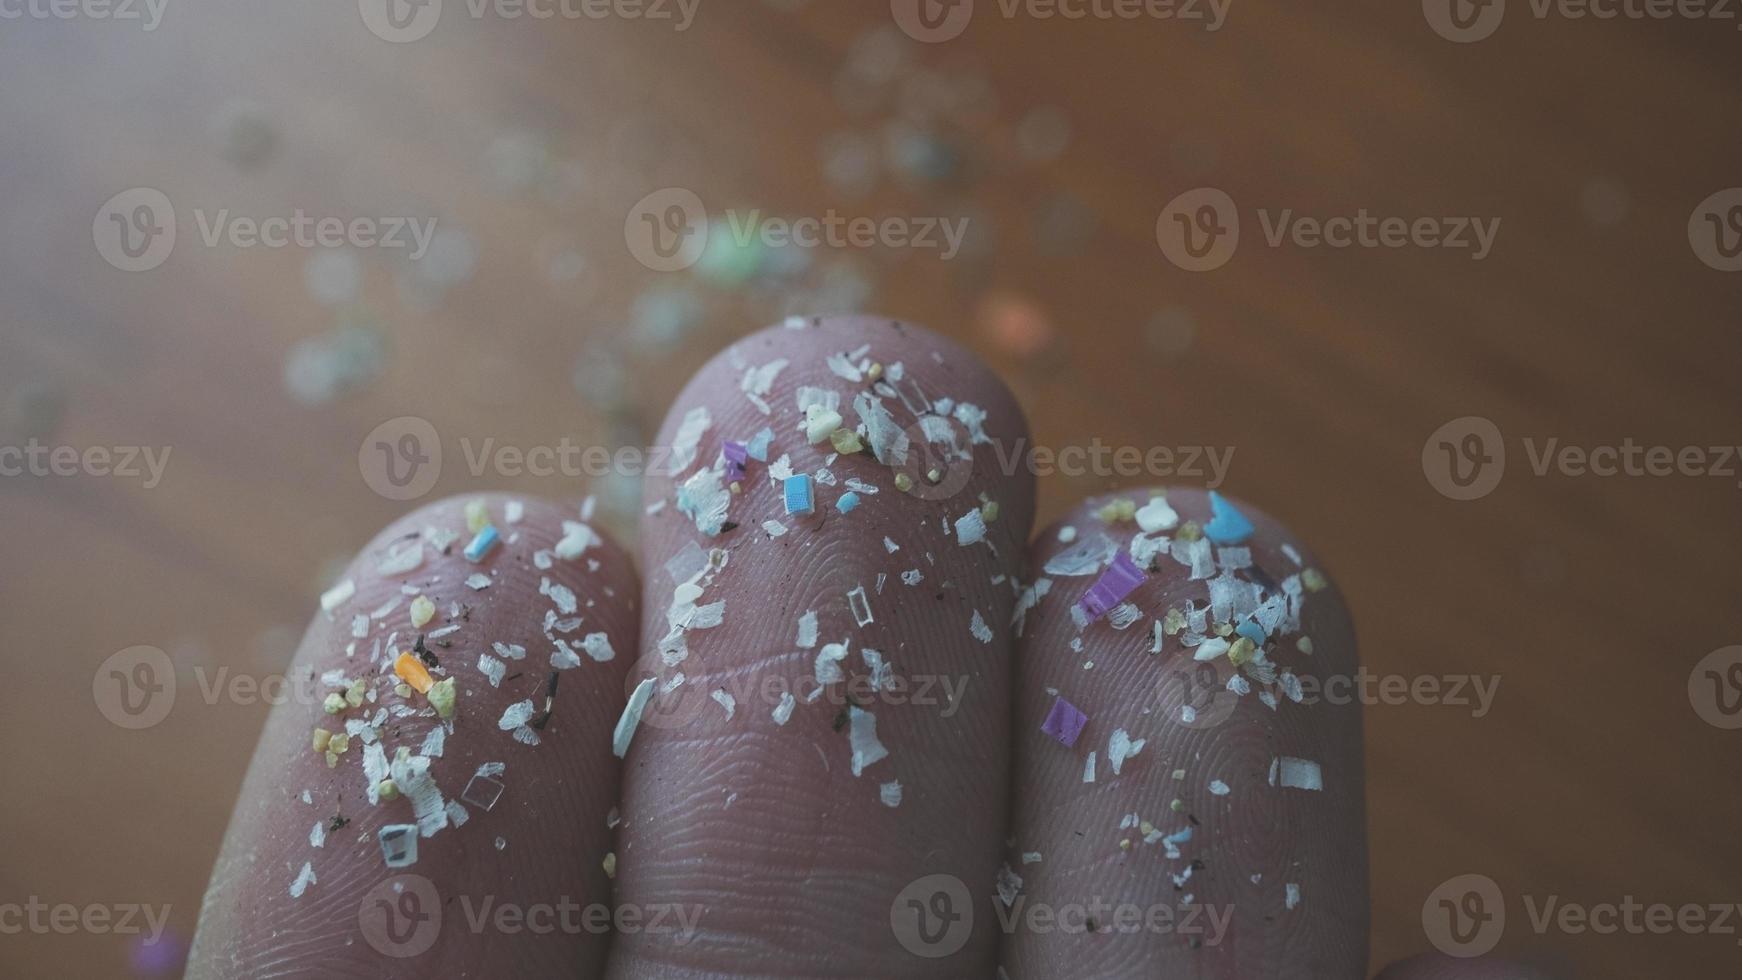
(721, 440, 749, 480)
(1076, 551, 1146, 622)
(1041, 696, 1089, 747)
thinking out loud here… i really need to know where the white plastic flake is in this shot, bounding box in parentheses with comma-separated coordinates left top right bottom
(848, 706, 888, 776)
(1108, 728, 1146, 775)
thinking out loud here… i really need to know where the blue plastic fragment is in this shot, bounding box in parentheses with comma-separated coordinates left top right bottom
(746, 427, 774, 462)
(836, 491, 861, 514)
(1235, 620, 1267, 647)
(1203, 490, 1254, 545)
(464, 524, 500, 563)
(782, 475, 814, 515)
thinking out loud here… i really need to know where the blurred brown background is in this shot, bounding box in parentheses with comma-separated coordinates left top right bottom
(2, 0, 1740, 976)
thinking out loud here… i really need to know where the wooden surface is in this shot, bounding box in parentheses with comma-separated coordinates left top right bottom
(1, 1, 1738, 976)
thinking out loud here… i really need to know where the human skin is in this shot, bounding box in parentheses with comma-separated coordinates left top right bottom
(187, 316, 1557, 979)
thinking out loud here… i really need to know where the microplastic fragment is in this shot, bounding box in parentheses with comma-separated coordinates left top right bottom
(1135, 495, 1179, 533)
(1285, 883, 1302, 910)
(1108, 728, 1146, 775)
(581, 633, 615, 662)
(880, 781, 903, 807)
(1083, 752, 1097, 782)
(772, 691, 796, 725)
(1040, 696, 1088, 747)
(721, 440, 749, 480)
(815, 640, 849, 685)
(782, 475, 815, 515)
(465, 498, 489, 533)
(377, 542, 423, 577)
(762, 520, 788, 538)
(969, 609, 994, 644)
(1203, 490, 1255, 545)
(465, 573, 492, 591)
(711, 689, 736, 719)
(1209, 779, 1231, 796)
(1078, 551, 1146, 622)
(320, 579, 356, 613)
(614, 678, 656, 758)
(1193, 637, 1230, 662)
(746, 427, 774, 461)
(796, 611, 819, 649)
(837, 491, 861, 514)
(1236, 619, 1267, 647)
(464, 525, 500, 563)
(848, 585, 874, 626)
(290, 861, 317, 897)
(409, 596, 435, 628)
(505, 500, 524, 524)
(378, 825, 419, 868)
(848, 706, 888, 776)
(554, 521, 598, 559)
(955, 508, 988, 546)
(1269, 756, 1324, 791)
(669, 405, 712, 474)
(499, 700, 536, 731)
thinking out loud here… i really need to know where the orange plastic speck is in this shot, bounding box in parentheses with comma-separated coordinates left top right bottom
(394, 652, 434, 694)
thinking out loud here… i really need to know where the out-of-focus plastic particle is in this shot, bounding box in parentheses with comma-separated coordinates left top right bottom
(1040, 696, 1088, 747)
(722, 440, 749, 480)
(1203, 491, 1255, 545)
(1078, 552, 1146, 622)
(783, 475, 815, 515)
